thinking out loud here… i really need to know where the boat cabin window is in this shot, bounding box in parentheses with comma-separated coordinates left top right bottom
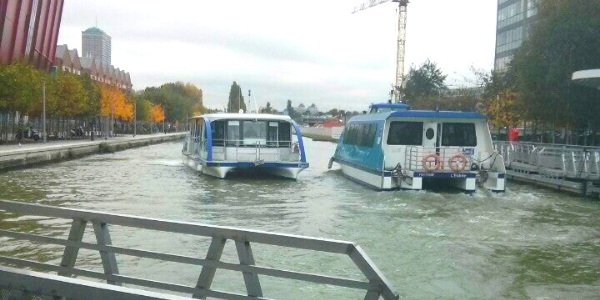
(227, 121, 241, 145)
(442, 123, 477, 147)
(211, 120, 226, 146)
(370, 107, 391, 114)
(196, 120, 204, 139)
(211, 120, 292, 147)
(343, 123, 377, 147)
(387, 122, 423, 145)
(242, 121, 267, 145)
(278, 122, 291, 146)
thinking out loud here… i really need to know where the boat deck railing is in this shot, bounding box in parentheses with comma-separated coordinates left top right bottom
(0, 201, 398, 300)
(494, 142, 600, 180)
(405, 146, 472, 172)
(184, 135, 302, 163)
(210, 139, 300, 163)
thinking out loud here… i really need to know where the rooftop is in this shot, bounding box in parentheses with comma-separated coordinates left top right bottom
(193, 113, 293, 122)
(349, 110, 487, 122)
(82, 27, 109, 36)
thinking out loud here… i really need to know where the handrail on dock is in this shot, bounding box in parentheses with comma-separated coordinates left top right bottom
(0, 200, 399, 300)
(494, 141, 600, 180)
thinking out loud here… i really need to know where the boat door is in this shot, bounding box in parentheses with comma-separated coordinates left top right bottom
(422, 122, 438, 150)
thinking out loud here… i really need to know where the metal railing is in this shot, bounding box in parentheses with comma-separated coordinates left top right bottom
(0, 201, 398, 300)
(405, 147, 472, 172)
(493, 141, 600, 180)
(0, 265, 189, 300)
(210, 139, 299, 163)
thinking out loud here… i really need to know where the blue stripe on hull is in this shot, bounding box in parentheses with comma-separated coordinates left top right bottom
(333, 157, 393, 177)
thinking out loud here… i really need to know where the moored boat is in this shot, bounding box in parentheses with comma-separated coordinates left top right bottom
(329, 105, 506, 192)
(182, 113, 309, 179)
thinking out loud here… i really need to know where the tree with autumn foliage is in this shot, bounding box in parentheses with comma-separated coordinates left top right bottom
(100, 85, 134, 121)
(142, 82, 204, 122)
(150, 104, 165, 123)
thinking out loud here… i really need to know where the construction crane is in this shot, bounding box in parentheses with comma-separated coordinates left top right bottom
(353, 0, 409, 103)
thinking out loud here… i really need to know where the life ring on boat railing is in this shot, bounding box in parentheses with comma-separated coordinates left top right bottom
(422, 154, 441, 172)
(448, 153, 469, 172)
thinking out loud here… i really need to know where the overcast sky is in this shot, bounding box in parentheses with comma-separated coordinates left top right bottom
(57, 0, 498, 112)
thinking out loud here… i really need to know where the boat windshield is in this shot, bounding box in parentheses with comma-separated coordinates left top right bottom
(211, 120, 292, 147)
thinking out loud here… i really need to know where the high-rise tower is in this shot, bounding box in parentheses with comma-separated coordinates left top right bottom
(82, 27, 111, 65)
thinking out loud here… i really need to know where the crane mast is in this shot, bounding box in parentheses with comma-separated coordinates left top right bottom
(352, 0, 410, 103)
(395, 0, 408, 103)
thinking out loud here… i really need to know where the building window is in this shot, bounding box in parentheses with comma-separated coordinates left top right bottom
(24, 0, 39, 57)
(497, 1, 525, 29)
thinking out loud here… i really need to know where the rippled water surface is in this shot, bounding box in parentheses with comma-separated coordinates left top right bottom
(1, 139, 599, 299)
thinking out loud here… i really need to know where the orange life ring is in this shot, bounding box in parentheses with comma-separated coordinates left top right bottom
(448, 153, 468, 172)
(422, 154, 441, 172)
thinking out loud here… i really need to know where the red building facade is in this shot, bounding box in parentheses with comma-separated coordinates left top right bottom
(0, 0, 65, 70)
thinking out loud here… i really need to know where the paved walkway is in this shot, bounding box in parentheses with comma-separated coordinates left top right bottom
(0, 133, 185, 155)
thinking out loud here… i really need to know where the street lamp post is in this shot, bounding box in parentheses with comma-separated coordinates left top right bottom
(133, 99, 137, 137)
(42, 80, 46, 143)
(110, 90, 115, 138)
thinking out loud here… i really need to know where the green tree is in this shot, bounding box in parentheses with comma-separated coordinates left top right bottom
(404, 60, 447, 110)
(135, 95, 152, 122)
(48, 71, 87, 117)
(0, 62, 44, 115)
(80, 73, 101, 117)
(143, 82, 205, 122)
(511, 0, 600, 133)
(260, 102, 274, 114)
(226, 81, 246, 113)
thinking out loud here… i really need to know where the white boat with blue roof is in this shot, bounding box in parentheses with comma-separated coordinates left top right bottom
(182, 113, 309, 179)
(329, 103, 506, 193)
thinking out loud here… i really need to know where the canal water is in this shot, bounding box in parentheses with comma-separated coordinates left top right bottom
(1, 139, 599, 299)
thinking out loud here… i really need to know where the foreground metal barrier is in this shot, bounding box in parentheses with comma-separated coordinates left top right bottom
(0, 201, 398, 300)
(0, 265, 189, 300)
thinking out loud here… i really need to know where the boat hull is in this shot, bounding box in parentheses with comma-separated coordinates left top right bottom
(335, 158, 504, 192)
(183, 154, 307, 180)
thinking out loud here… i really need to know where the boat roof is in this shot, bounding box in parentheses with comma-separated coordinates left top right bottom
(370, 102, 411, 109)
(192, 113, 293, 122)
(349, 110, 487, 122)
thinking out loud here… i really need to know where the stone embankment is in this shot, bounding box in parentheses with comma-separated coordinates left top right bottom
(0, 133, 185, 171)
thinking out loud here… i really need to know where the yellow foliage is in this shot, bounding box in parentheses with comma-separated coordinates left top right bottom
(100, 85, 134, 121)
(150, 104, 165, 123)
(483, 89, 521, 128)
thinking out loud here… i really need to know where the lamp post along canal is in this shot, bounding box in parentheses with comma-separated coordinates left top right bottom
(133, 99, 137, 137)
(42, 80, 46, 143)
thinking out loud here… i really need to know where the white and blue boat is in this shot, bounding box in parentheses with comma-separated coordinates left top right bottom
(183, 113, 309, 179)
(329, 104, 506, 192)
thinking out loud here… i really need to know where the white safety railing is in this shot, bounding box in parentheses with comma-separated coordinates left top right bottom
(0, 201, 398, 300)
(405, 147, 471, 172)
(0, 265, 189, 300)
(493, 142, 600, 180)
(211, 139, 299, 162)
